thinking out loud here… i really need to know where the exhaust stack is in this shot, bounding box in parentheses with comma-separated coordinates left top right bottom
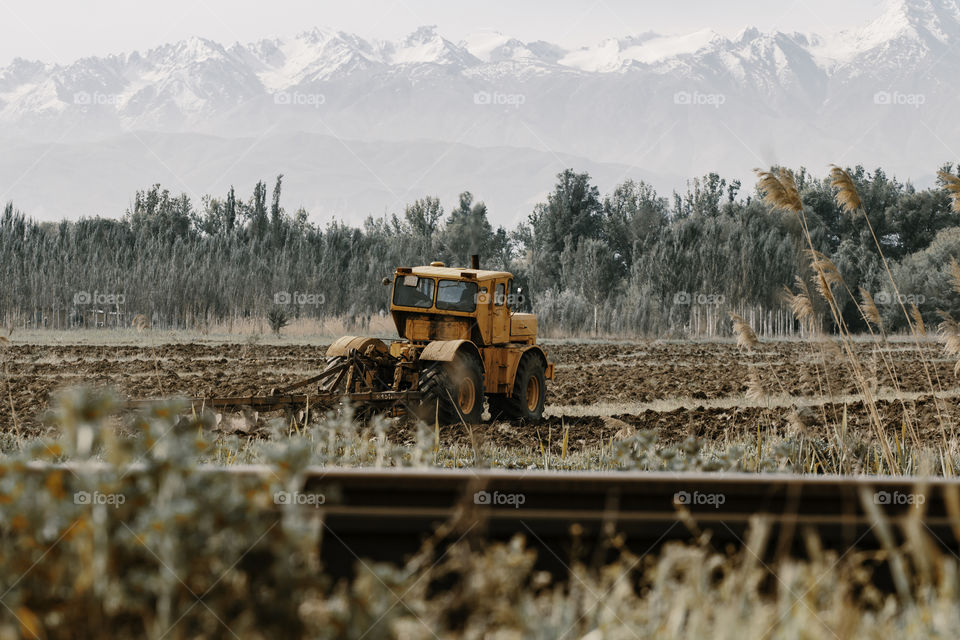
(470, 254, 480, 270)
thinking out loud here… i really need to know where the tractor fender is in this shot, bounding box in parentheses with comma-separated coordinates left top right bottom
(519, 345, 549, 369)
(505, 345, 552, 389)
(326, 336, 388, 358)
(419, 340, 485, 372)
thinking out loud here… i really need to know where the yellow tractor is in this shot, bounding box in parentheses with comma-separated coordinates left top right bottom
(132, 257, 553, 425)
(321, 256, 554, 423)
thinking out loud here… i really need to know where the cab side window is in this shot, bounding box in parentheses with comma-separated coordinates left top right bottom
(495, 283, 505, 306)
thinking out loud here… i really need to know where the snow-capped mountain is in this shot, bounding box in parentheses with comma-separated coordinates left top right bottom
(0, 0, 958, 224)
(814, 0, 960, 67)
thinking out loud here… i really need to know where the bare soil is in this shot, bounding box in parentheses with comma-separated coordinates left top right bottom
(2, 339, 958, 451)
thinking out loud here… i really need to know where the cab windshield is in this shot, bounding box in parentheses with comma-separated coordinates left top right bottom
(436, 279, 478, 312)
(393, 275, 435, 308)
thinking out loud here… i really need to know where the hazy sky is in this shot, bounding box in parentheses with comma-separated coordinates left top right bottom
(0, 0, 888, 65)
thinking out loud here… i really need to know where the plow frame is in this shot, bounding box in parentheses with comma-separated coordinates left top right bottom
(128, 347, 422, 418)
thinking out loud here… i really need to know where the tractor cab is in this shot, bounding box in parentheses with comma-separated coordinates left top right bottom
(390, 261, 532, 347)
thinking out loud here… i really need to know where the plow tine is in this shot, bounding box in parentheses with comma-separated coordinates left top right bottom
(275, 363, 350, 394)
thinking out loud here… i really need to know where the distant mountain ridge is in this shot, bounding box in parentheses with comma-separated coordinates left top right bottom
(0, 0, 958, 223)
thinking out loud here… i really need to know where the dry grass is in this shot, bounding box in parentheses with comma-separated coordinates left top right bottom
(829, 164, 862, 212)
(748, 164, 960, 474)
(754, 167, 804, 214)
(859, 286, 883, 331)
(756, 167, 900, 470)
(747, 164, 960, 473)
(730, 312, 759, 349)
(939, 169, 960, 213)
(937, 313, 960, 375)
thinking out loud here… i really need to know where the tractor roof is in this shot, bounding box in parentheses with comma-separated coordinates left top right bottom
(400, 265, 513, 280)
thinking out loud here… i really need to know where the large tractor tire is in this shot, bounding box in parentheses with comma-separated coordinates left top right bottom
(418, 352, 484, 425)
(489, 353, 547, 422)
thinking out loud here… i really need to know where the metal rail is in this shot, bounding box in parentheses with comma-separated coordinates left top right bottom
(291, 469, 959, 577)
(24, 463, 960, 579)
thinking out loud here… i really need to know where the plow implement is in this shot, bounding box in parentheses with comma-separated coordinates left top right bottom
(129, 347, 424, 420)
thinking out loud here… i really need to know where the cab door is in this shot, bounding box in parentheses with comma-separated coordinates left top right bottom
(490, 279, 511, 344)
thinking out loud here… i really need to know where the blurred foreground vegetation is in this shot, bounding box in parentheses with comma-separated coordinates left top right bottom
(0, 388, 957, 638)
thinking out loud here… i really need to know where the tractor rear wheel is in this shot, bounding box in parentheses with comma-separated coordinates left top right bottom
(418, 353, 484, 425)
(489, 354, 547, 422)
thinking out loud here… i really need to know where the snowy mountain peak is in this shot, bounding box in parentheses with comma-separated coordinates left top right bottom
(461, 31, 532, 62)
(895, 0, 960, 39)
(868, 0, 957, 45)
(891, 0, 960, 21)
(386, 25, 477, 65)
(149, 36, 230, 64)
(559, 28, 724, 71)
(808, 0, 960, 64)
(139, 36, 231, 73)
(736, 26, 762, 44)
(241, 28, 382, 88)
(402, 25, 441, 44)
(297, 26, 344, 44)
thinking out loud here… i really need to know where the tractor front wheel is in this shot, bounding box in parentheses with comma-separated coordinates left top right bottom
(418, 353, 484, 425)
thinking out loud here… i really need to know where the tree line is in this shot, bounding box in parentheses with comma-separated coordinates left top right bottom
(2, 165, 959, 336)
